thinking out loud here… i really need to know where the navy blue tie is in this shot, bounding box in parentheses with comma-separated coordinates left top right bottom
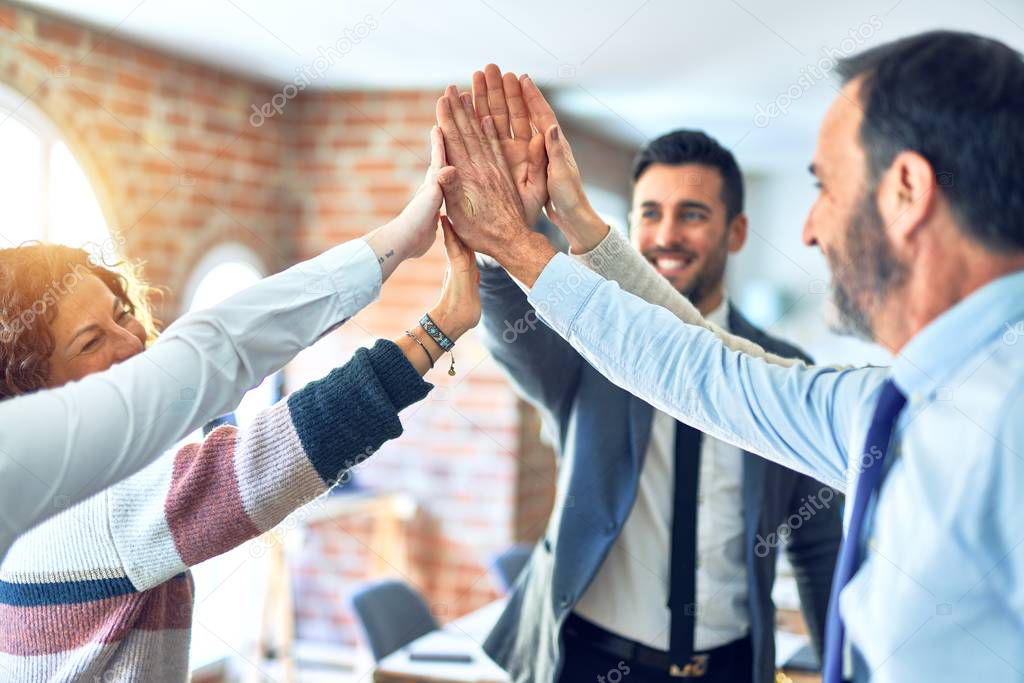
(823, 379, 906, 682)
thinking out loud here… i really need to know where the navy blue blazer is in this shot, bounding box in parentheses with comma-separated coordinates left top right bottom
(478, 265, 842, 683)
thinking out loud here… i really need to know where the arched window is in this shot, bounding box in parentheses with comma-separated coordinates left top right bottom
(0, 84, 112, 253)
(183, 243, 265, 311)
(183, 243, 277, 425)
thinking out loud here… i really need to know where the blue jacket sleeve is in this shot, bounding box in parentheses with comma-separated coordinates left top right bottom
(783, 469, 842, 658)
(478, 263, 583, 439)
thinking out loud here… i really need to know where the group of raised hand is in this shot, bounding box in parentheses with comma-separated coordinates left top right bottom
(400, 65, 617, 342)
(434, 66, 610, 269)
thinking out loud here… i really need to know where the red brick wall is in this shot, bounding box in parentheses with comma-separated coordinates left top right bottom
(282, 88, 542, 645)
(0, 4, 300, 318)
(0, 2, 583, 651)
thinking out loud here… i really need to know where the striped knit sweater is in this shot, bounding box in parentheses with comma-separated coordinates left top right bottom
(0, 340, 432, 682)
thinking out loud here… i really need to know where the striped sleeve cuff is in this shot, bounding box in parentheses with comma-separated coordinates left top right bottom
(286, 339, 432, 485)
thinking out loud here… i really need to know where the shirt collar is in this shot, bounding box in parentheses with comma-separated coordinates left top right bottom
(892, 269, 1024, 399)
(705, 295, 730, 330)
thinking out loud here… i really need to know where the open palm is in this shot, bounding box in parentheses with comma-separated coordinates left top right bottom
(470, 65, 547, 226)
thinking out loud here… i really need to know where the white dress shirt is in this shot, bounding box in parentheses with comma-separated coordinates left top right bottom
(574, 299, 750, 652)
(0, 238, 381, 561)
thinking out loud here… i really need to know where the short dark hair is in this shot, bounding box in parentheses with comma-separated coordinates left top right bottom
(837, 30, 1024, 251)
(631, 129, 744, 222)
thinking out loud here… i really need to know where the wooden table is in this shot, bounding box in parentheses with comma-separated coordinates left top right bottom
(373, 600, 509, 683)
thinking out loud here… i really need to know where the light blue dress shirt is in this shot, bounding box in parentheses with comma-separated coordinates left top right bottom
(529, 253, 1024, 682)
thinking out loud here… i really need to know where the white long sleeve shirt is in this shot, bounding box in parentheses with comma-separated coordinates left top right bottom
(0, 238, 381, 561)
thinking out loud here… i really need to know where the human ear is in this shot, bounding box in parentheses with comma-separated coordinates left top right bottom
(727, 213, 748, 253)
(877, 150, 936, 250)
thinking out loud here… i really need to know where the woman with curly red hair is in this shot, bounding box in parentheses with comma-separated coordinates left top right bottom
(0, 243, 159, 397)
(0, 152, 481, 681)
(0, 127, 468, 572)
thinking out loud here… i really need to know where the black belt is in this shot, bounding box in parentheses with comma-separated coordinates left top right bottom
(563, 614, 750, 678)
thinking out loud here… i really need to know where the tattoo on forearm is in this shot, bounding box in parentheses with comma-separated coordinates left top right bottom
(377, 248, 396, 266)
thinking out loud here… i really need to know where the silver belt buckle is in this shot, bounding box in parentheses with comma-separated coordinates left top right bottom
(669, 654, 709, 677)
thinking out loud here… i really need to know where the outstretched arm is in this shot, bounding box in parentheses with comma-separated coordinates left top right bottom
(510, 70, 807, 369)
(527, 255, 882, 491)
(0, 128, 450, 555)
(456, 65, 793, 364)
(112, 338, 431, 590)
(111, 220, 480, 590)
(434, 82, 886, 491)
(573, 228, 805, 368)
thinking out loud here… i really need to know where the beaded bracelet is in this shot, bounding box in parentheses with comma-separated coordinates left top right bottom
(419, 313, 454, 351)
(419, 313, 457, 376)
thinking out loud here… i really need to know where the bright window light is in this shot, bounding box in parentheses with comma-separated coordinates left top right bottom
(48, 140, 110, 250)
(0, 116, 44, 248)
(0, 85, 114, 253)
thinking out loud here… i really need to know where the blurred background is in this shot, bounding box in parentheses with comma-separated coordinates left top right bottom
(1, 0, 1019, 680)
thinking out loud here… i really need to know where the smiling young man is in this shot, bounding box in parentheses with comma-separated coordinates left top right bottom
(475, 118, 841, 682)
(629, 133, 746, 317)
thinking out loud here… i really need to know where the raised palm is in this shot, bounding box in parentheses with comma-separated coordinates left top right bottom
(470, 65, 548, 226)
